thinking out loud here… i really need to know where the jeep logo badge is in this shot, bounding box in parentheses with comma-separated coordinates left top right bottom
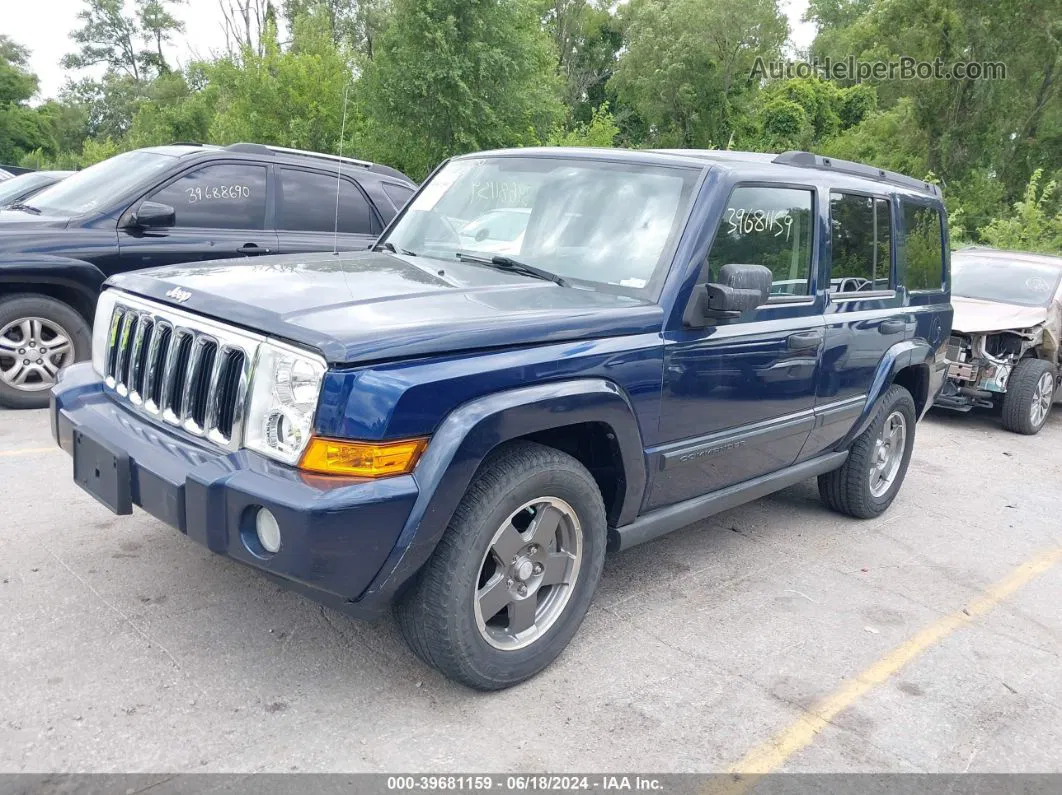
(165, 287, 192, 303)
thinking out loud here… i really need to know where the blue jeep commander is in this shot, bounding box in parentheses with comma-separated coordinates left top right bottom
(52, 148, 952, 690)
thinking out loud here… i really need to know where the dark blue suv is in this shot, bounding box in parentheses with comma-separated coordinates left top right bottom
(51, 148, 952, 690)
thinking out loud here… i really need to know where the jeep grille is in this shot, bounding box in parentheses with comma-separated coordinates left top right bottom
(102, 294, 263, 450)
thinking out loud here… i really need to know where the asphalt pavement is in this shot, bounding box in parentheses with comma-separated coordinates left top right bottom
(1, 404, 1060, 773)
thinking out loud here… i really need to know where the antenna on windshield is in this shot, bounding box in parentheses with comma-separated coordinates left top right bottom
(332, 82, 350, 256)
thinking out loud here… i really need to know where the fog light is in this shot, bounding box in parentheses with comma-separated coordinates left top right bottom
(255, 508, 282, 553)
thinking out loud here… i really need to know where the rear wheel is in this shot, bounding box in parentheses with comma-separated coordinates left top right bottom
(0, 294, 90, 409)
(395, 441, 606, 690)
(1001, 358, 1056, 435)
(818, 384, 916, 519)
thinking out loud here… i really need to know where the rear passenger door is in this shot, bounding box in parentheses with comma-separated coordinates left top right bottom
(274, 167, 381, 253)
(650, 184, 825, 510)
(805, 191, 907, 455)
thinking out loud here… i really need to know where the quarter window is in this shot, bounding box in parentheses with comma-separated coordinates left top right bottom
(706, 187, 815, 297)
(278, 169, 376, 234)
(829, 193, 892, 292)
(901, 202, 945, 291)
(146, 164, 267, 230)
(382, 182, 415, 210)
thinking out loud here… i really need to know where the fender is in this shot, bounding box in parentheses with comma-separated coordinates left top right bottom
(357, 378, 647, 606)
(0, 255, 107, 306)
(840, 339, 934, 446)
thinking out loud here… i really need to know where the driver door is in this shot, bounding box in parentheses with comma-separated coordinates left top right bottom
(648, 184, 826, 510)
(117, 162, 278, 274)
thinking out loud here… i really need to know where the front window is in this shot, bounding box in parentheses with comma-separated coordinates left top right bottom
(383, 156, 699, 295)
(29, 151, 176, 217)
(952, 255, 1062, 307)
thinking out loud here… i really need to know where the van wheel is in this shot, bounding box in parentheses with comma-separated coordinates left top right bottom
(0, 295, 90, 409)
(818, 384, 916, 519)
(395, 441, 606, 690)
(1001, 358, 1055, 435)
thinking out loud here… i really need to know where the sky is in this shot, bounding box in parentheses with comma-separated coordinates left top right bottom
(7, 0, 817, 102)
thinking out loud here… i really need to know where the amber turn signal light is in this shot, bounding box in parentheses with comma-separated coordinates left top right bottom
(299, 437, 429, 477)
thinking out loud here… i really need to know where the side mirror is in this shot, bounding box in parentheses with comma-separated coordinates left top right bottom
(128, 201, 175, 229)
(685, 263, 773, 326)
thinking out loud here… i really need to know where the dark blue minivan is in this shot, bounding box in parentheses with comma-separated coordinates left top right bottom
(52, 148, 952, 689)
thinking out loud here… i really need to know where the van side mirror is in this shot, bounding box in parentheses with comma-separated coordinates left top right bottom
(128, 201, 175, 229)
(684, 263, 773, 326)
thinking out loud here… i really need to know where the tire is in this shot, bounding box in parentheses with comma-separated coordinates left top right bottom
(818, 384, 917, 520)
(395, 441, 607, 690)
(0, 294, 91, 410)
(1001, 358, 1056, 435)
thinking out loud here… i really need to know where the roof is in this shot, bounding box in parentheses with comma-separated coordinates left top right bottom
(453, 147, 941, 200)
(955, 246, 1062, 269)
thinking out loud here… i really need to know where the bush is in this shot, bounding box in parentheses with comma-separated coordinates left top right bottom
(979, 169, 1062, 255)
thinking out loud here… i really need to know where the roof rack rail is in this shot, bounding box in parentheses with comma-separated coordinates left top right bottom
(773, 151, 941, 198)
(224, 142, 373, 169)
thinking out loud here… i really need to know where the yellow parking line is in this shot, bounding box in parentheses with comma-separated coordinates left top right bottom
(0, 447, 56, 457)
(728, 545, 1062, 777)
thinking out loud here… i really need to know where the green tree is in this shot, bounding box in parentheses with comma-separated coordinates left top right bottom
(357, 0, 563, 180)
(609, 0, 788, 148)
(979, 169, 1062, 254)
(0, 36, 49, 163)
(207, 15, 354, 152)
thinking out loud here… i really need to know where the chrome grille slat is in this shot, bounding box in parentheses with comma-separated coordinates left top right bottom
(99, 293, 264, 451)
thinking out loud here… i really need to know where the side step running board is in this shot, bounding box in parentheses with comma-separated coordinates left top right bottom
(607, 451, 849, 552)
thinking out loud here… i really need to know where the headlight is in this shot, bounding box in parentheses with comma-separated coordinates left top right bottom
(244, 341, 327, 465)
(91, 289, 121, 377)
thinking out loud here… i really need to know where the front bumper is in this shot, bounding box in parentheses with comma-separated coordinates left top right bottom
(51, 363, 418, 618)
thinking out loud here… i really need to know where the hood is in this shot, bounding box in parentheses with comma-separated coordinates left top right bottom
(110, 251, 663, 365)
(0, 209, 70, 229)
(951, 296, 1050, 335)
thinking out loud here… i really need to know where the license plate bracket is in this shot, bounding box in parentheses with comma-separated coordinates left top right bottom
(73, 429, 132, 515)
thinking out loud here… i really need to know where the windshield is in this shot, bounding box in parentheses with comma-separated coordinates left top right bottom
(29, 151, 176, 217)
(0, 173, 54, 205)
(384, 155, 699, 295)
(952, 255, 1062, 307)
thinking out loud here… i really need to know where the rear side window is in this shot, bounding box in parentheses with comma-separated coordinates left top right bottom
(829, 193, 892, 292)
(706, 186, 815, 297)
(148, 164, 268, 230)
(901, 202, 945, 291)
(277, 169, 377, 234)
(383, 182, 415, 210)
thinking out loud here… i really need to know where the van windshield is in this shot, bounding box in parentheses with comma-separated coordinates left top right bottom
(29, 151, 176, 217)
(952, 255, 1062, 307)
(383, 155, 699, 297)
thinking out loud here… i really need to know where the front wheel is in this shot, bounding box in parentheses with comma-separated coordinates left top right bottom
(818, 384, 916, 519)
(395, 441, 606, 690)
(1001, 358, 1056, 435)
(0, 294, 91, 409)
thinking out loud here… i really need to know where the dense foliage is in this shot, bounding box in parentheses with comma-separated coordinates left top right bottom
(5, 0, 1062, 251)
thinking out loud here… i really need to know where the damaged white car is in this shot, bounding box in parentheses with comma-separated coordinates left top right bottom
(938, 247, 1062, 434)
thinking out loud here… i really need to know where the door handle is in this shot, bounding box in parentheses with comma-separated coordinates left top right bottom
(787, 331, 824, 351)
(237, 243, 270, 255)
(879, 319, 906, 335)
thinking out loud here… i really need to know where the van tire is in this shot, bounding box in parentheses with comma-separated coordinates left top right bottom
(1001, 358, 1055, 435)
(395, 441, 606, 690)
(0, 294, 91, 409)
(818, 384, 916, 519)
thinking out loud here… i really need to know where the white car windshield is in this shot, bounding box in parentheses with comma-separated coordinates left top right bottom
(28, 151, 176, 217)
(384, 155, 699, 295)
(952, 255, 1062, 307)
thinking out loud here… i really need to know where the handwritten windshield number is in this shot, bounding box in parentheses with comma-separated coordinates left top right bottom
(726, 208, 793, 241)
(186, 185, 251, 204)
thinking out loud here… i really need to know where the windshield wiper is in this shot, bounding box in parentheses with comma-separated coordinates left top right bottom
(455, 252, 568, 287)
(8, 202, 41, 215)
(373, 240, 417, 256)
